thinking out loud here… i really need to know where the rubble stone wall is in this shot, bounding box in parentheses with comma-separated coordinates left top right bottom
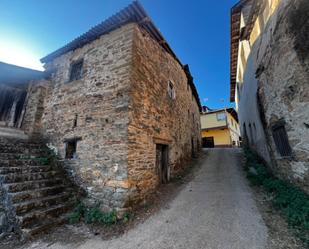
(22, 80, 49, 137)
(127, 25, 201, 203)
(20, 23, 202, 209)
(239, 0, 309, 193)
(39, 24, 136, 210)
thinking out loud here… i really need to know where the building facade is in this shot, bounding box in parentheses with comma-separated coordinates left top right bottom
(230, 0, 309, 193)
(200, 108, 240, 148)
(2, 2, 201, 211)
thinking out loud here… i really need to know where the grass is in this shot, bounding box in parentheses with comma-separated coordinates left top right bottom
(68, 202, 131, 226)
(243, 148, 309, 245)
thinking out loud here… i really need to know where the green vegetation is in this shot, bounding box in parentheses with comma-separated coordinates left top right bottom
(68, 202, 131, 226)
(244, 148, 309, 245)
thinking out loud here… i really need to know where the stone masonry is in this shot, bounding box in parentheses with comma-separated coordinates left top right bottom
(232, 0, 309, 193)
(127, 26, 201, 204)
(36, 24, 134, 210)
(257, 0, 309, 192)
(21, 7, 201, 211)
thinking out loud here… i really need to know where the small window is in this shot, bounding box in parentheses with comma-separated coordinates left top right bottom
(272, 122, 292, 157)
(69, 60, 83, 81)
(73, 114, 78, 128)
(65, 137, 81, 159)
(216, 112, 226, 121)
(168, 81, 176, 99)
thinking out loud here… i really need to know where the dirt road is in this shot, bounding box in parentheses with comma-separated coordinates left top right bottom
(22, 148, 268, 249)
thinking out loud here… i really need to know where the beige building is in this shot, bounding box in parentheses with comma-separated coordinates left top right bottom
(230, 0, 309, 193)
(200, 108, 240, 147)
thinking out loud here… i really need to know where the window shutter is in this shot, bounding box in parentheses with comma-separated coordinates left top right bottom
(272, 122, 292, 157)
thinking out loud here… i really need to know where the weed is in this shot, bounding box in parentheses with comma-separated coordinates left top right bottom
(122, 212, 132, 223)
(69, 202, 119, 226)
(69, 202, 85, 223)
(243, 148, 309, 246)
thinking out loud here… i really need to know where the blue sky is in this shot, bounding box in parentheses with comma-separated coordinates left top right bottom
(0, 0, 237, 109)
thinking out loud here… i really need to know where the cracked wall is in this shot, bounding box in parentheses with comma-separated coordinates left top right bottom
(237, 0, 309, 193)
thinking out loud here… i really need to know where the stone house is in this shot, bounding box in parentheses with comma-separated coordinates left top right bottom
(200, 107, 241, 148)
(230, 0, 309, 193)
(4, 1, 201, 212)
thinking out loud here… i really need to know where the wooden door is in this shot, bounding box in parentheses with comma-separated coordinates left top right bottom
(156, 144, 168, 184)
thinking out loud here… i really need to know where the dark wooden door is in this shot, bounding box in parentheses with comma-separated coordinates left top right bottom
(156, 144, 168, 184)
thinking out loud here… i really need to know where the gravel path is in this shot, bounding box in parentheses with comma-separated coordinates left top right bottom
(23, 148, 268, 249)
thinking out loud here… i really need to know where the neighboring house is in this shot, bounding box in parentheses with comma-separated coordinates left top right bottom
(230, 0, 309, 193)
(0, 1, 202, 212)
(200, 108, 240, 148)
(0, 62, 43, 128)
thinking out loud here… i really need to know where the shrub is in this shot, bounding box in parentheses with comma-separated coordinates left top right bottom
(84, 207, 117, 225)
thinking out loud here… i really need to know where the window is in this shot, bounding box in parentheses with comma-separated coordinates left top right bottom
(65, 140, 77, 159)
(272, 122, 292, 157)
(65, 137, 81, 159)
(69, 60, 83, 81)
(168, 81, 176, 99)
(216, 112, 226, 121)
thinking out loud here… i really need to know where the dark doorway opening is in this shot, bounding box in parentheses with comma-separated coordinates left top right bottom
(156, 144, 169, 184)
(202, 137, 214, 148)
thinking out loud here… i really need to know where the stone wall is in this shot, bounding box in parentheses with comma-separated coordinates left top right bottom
(257, 0, 309, 193)
(239, 0, 309, 193)
(127, 25, 201, 203)
(38, 24, 135, 210)
(22, 80, 49, 137)
(20, 22, 201, 210)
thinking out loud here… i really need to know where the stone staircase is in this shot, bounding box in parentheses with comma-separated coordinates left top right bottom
(0, 136, 77, 238)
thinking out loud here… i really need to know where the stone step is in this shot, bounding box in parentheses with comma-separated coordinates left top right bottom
(0, 159, 47, 167)
(0, 153, 50, 160)
(0, 165, 52, 174)
(0, 135, 77, 237)
(19, 202, 74, 229)
(6, 178, 66, 193)
(1, 171, 60, 184)
(14, 192, 72, 216)
(10, 185, 70, 204)
(0, 127, 28, 140)
(0, 145, 46, 154)
(22, 215, 67, 237)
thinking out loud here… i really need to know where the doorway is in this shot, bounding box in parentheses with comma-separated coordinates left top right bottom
(156, 144, 169, 184)
(202, 137, 214, 148)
